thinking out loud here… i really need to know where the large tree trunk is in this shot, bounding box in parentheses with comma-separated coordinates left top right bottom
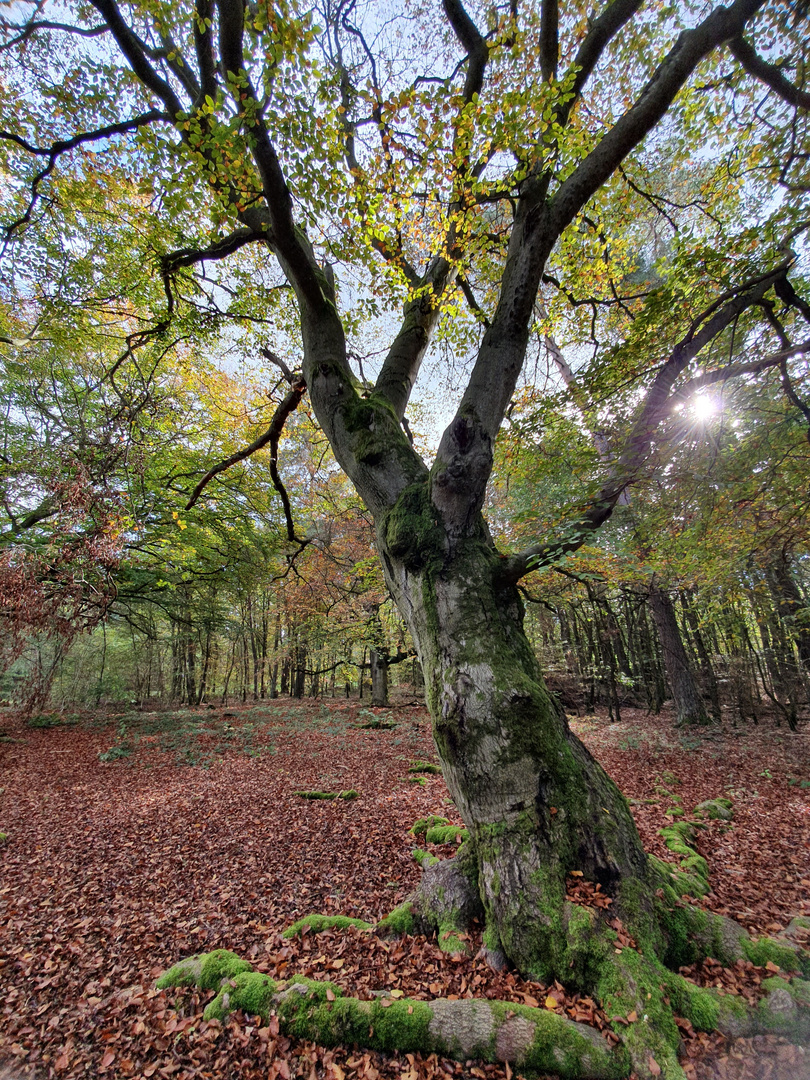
(648, 584, 709, 726)
(379, 506, 651, 981)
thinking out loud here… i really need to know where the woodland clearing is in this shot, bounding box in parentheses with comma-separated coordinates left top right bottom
(1, 699, 809, 1080)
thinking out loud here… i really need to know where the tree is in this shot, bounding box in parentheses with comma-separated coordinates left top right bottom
(3, 0, 810, 1074)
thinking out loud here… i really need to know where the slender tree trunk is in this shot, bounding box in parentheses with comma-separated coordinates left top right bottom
(648, 584, 709, 725)
(221, 639, 237, 706)
(370, 648, 389, 707)
(679, 590, 721, 721)
(269, 610, 281, 700)
(768, 553, 810, 673)
(185, 634, 197, 706)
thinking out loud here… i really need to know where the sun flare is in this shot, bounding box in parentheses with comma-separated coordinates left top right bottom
(692, 394, 719, 422)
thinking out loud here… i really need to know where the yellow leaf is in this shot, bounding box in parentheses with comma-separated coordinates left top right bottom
(390, 988, 404, 998)
(545, 995, 558, 1010)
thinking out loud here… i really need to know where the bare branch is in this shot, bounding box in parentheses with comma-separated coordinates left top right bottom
(458, 275, 491, 328)
(2, 111, 168, 247)
(673, 338, 810, 397)
(539, 0, 558, 83)
(260, 347, 296, 384)
(0, 18, 107, 51)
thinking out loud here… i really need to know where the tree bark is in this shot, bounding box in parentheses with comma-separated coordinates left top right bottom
(370, 648, 389, 707)
(647, 584, 709, 726)
(377, 501, 652, 980)
(767, 553, 810, 674)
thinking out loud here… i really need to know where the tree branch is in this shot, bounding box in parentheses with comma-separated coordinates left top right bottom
(729, 34, 810, 110)
(442, 0, 489, 102)
(548, 0, 767, 239)
(214, 0, 331, 315)
(0, 18, 107, 51)
(671, 338, 810, 399)
(446, 0, 768, 475)
(371, 0, 492, 421)
(1, 111, 167, 245)
(499, 268, 786, 581)
(89, 0, 186, 116)
(539, 0, 558, 83)
(185, 376, 308, 546)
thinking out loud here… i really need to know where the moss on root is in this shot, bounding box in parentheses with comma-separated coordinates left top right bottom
(159, 950, 629, 1078)
(156, 948, 252, 991)
(376, 900, 417, 937)
(412, 847, 440, 868)
(282, 914, 372, 939)
(425, 824, 468, 845)
(205, 971, 280, 1021)
(760, 975, 810, 1006)
(742, 936, 810, 976)
(409, 815, 449, 838)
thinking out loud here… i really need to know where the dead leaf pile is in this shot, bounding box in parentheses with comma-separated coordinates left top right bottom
(0, 701, 808, 1080)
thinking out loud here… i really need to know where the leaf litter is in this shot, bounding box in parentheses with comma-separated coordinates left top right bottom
(0, 701, 808, 1080)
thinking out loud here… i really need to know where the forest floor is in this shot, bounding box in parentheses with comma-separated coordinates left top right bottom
(0, 698, 809, 1080)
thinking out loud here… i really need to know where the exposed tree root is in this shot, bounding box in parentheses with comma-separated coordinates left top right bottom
(158, 928, 810, 1080)
(158, 953, 628, 1079)
(157, 831, 810, 1080)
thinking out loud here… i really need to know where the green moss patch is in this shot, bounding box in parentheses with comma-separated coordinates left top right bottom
(743, 936, 809, 976)
(156, 949, 252, 991)
(282, 914, 372, 939)
(294, 789, 359, 800)
(694, 798, 733, 821)
(408, 761, 441, 774)
(425, 824, 468, 845)
(412, 847, 440, 867)
(409, 815, 449, 837)
(205, 971, 279, 1021)
(376, 901, 417, 937)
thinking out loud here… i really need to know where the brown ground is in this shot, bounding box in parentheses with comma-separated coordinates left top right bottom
(0, 699, 808, 1080)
